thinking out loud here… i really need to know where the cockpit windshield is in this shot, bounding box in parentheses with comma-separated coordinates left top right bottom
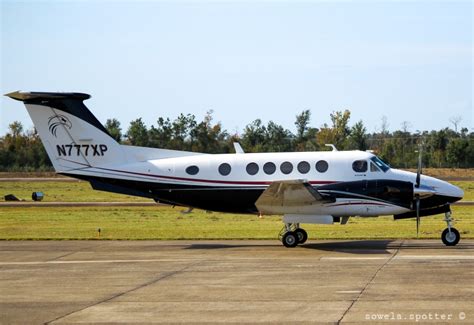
(370, 156, 390, 172)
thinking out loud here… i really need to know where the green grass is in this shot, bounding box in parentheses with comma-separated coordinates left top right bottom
(452, 181, 474, 201)
(0, 179, 472, 240)
(0, 181, 148, 202)
(0, 205, 472, 240)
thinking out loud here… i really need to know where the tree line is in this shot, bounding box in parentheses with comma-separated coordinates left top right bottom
(1, 110, 472, 171)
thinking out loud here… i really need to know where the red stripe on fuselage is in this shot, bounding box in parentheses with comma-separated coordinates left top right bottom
(75, 163, 337, 186)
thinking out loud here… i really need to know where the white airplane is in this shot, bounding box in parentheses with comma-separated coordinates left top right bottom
(6, 91, 464, 247)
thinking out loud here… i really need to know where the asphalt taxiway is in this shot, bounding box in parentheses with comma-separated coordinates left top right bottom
(1, 240, 473, 324)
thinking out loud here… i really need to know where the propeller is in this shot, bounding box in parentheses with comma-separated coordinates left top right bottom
(415, 196, 420, 237)
(414, 143, 423, 237)
(415, 144, 422, 189)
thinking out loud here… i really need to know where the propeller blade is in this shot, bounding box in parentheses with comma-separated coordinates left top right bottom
(415, 144, 423, 188)
(416, 197, 420, 237)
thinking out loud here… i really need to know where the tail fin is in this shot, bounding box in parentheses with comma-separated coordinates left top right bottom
(5, 91, 126, 172)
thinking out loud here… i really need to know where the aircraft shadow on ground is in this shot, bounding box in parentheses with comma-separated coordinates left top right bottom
(185, 240, 393, 254)
(300, 240, 398, 254)
(185, 239, 472, 253)
(185, 243, 275, 250)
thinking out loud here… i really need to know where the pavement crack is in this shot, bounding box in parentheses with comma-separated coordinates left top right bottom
(44, 260, 200, 324)
(336, 240, 403, 324)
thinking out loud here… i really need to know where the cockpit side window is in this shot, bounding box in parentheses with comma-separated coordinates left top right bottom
(370, 162, 380, 172)
(370, 156, 390, 172)
(352, 160, 368, 173)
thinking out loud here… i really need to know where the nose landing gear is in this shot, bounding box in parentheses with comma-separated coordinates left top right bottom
(441, 211, 460, 246)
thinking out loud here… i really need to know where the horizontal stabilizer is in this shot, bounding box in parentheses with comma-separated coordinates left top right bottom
(5, 91, 91, 102)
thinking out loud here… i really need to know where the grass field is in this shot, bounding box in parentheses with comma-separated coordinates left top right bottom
(0, 179, 472, 240)
(0, 181, 148, 202)
(0, 206, 472, 240)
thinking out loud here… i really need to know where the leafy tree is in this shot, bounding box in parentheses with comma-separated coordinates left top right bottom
(241, 119, 267, 153)
(317, 110, 351, 150)
(447, 138, 469, 168)
(330, 110, 351, 149)
(190, 110, 229, 153)
(104, 118, 122, 142)
(295, 110, 311, 140)
(8, 121, 23, 137)
(172, 113, 197, 150)
(126, 118, 149, 146)
(348, 120, 368, 151)
(264, 121, 293, 152)
(1, 109, 474, 171)
(148, 117, 172, 149)
(294, 110, 317, 151)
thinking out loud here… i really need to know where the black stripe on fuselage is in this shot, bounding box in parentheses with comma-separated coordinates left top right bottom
(67, 173, 263, 213)
(62, 173, 458, 216)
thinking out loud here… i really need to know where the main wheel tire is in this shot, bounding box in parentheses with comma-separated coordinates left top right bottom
(282, 231, 298, 248)
(441, 227, 460, 246)
(294, 228, 308, 244)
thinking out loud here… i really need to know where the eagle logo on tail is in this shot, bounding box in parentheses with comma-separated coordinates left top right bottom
(48, 115, 72, 137)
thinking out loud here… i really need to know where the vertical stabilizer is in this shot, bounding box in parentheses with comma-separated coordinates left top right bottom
(5, 91, 126, 172)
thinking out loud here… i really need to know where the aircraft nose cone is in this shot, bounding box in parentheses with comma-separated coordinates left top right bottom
(435, 180, 464, 203)
(447, 183, 464, 201)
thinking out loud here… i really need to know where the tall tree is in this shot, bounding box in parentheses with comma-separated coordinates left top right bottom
(294, 110, 313, 151)
(264, 121, 293, 152)
(104, 118, 122, 142)
(8, 121, 23, 137)
(317, 110, 351, 150)
(148, 117, 172, 149)
(295, 110, 311, 140)
(126, 118, 149, 146)
(241, 119, 267, 152)
(349, 120, 368, 151)
(447, 138, 469, 168)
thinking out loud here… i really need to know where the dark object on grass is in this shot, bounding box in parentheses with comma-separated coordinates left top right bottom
(32, 192, 44, 201)
(5, 194, 20, 201)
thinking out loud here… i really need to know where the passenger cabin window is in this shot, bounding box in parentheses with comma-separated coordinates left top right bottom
(263, 162, 276, 175)
(185, 165, 199, 175)
(316, 160, 329, 173)
(246, 162, 259, 175)
(218, 163, 231, 176)
(280, 161, 293, 174)
(352, 160, 368, 173)
(297, 161, 310, 174)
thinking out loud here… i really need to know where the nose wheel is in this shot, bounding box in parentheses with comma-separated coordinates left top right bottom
(441, 211, 460, 246)
(280, 223, 308, 248)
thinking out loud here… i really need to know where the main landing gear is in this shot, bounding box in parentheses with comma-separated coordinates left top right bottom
(441, 211, 460, 246)
(280, 223, 308, 248)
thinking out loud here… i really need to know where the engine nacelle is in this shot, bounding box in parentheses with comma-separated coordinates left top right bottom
(283, 214, 335, 225)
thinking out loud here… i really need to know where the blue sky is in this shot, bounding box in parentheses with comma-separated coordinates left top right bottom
(1, 0, 472, 137)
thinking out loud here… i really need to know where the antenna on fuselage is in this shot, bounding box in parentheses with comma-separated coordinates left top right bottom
(233, 142, 245, 154)
(325, 144, 338, 151)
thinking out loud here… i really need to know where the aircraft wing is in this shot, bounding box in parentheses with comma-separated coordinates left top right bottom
(255, 180, 331, 214)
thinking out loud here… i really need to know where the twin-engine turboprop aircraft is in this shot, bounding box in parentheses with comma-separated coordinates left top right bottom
(6, 91, 464, 247)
